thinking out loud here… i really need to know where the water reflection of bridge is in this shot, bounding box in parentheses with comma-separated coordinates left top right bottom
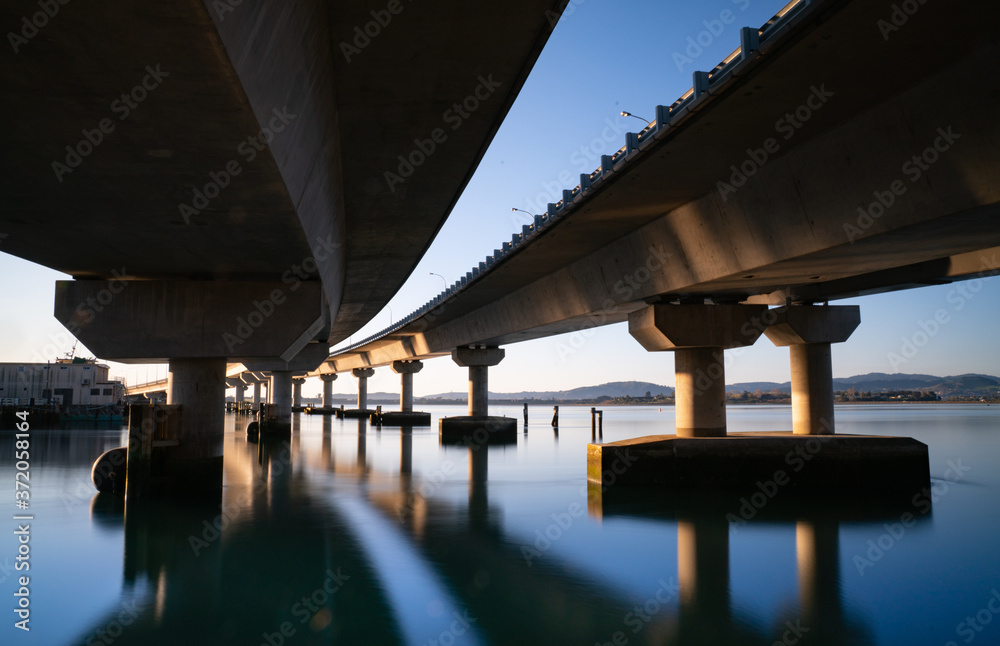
(76, 421, 918, 644)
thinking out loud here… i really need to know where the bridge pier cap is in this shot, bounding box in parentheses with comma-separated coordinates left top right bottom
(391, 360, 424, 374)
(629, 304, 767, 438)
(764, 305, 861, 435)
(628, 304, 769, 351)
(451, 347, 504, 367)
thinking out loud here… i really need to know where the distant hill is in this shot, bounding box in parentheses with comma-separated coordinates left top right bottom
(315, 374, 999, 405)
(726, 373, 1000, 398)
(417, 381, 673, 402)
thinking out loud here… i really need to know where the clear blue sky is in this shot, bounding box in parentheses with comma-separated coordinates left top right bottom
(2, 0, 998, 398)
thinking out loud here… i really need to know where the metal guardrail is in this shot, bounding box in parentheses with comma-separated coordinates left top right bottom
(332, 0, 815, 357)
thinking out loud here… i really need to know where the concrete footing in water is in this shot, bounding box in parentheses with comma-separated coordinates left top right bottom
(377, 411, 432, 426)
(439, 416, 518, 444)
(304, 407, 339, 416)
(587, 433, 930, 493)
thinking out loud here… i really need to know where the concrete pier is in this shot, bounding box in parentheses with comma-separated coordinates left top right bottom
(353, 367, 374, 410)
(440, 347, 517, 443)
(380, 361, 431, 426)
(253, 382, 261, 410)
(764, 306, 861, 435)
(292, 378, 305, 409)
(629, 304, 767, 437)
(235, 384, 246, 404)
(269, 371, 293, 429)
(165, 358, 226, 494)
(338, 368, 376, 419)
(321, 374, 337, 408)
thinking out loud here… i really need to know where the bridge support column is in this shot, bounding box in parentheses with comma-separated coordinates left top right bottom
(269, 371, 293, 430)
(350, 368, 375, 415)
(382, 361, 431, 426)
(764, 306, 861, 435)
(292, 378, 305, 408)
(454, 347, 504, 417)
(629, 304, 768, 437)
(393, 360, 423, 412)
(321, 374, 337, 408)
(440, 347, 516, 444)
(252, 382, 261, 410)
(235, 384, 246, 404)
(165, 358, 226, 494)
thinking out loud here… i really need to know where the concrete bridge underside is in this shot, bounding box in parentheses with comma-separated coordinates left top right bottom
(324, 0, 1000, 373)
(1, 0, 564, 355)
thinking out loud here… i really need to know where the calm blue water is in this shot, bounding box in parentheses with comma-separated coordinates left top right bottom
(1, 404, 998, 645)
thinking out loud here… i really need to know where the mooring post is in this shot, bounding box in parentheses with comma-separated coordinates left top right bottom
(598, 410, 604, 439)
(551, 405, 559, 427)
(523, 403, 528, 424)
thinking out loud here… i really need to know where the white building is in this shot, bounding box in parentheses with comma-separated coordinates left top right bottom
(0, 359, 125, 407)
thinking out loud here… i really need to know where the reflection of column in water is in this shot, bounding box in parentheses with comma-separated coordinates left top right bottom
(792, 519, 868, 645)
(259, 436, 292, 500)
(676, 518, 732, 642)
(357, 418, 367, 470)
(291, 416, 300, 456)
(469, 446, 488, 530)
(122, 498, 224, 617)
(321, 416, 332, 468)
(400, 426, 413, 475)
(797, 520, 841, 619)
